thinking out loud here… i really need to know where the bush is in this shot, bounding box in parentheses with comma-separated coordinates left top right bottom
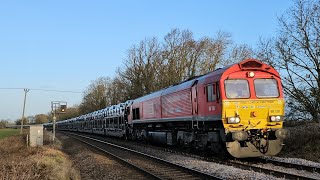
(279, 122, 320, 162)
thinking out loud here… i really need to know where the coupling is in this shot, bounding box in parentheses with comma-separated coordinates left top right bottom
(232, 131, 248, 141)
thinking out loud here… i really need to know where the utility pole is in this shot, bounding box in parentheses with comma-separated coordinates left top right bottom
(20, 88, 29, 134)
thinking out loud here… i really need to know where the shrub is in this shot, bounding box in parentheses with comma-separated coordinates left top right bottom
(279, 122, 320, 162)
(0, 134, 80, 179)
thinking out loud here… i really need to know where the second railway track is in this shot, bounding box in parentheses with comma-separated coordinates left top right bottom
(61, 132, 221, 180)
(256, 157, 320, 173)
(163, 147, 320, 179)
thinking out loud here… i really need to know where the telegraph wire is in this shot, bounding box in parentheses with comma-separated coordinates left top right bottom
(0, 88, 84, 94)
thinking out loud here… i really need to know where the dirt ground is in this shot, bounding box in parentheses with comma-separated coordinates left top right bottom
(56, 133, 148, 180)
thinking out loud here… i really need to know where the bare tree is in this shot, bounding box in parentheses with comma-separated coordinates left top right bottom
(257, 0, 320, 122)
(34, 114, 49, 124)
(0, 120, 8, 129)
(199, 32, 232, 74)
(79, 77, 112, 114)
(118, 37, 162, 99)
(57, 106, 80, 121)
(226, 44, 253, 65)
(15, 117, 28, 125)
(108, 75, 130, 105)
(161, 29, 194, 86)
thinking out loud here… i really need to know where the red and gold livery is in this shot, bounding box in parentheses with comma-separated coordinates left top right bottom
(127, 59, 288, 158)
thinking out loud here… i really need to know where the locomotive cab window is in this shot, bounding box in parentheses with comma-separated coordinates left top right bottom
(254, 79, 279, 98)
(205, 84, 217, 102)
(225, 79, 250, 99)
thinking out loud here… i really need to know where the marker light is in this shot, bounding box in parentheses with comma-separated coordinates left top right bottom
(270, 115, 283, 122)
(247, 72, 255, 78)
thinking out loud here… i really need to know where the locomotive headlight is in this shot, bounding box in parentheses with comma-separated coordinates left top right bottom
(228, 117, 241, 124)
(235, 117, 240, 123)
(270, 115, 283, 122)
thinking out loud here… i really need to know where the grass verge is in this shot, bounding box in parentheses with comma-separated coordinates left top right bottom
(0, 128, 20, 139)
(0, 131, 80, 180)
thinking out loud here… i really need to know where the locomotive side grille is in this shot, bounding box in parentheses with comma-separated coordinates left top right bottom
(162, 89, 192, 117)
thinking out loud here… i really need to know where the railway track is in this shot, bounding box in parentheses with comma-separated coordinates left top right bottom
(165, 151, 319, 180)
(59, 131, 319, 179)
(160, 146, 319, 179)
(159, 144, 319, 179)
(61, 132, 221, 180)
(257, 157, 320, 173)
(163, 149, 319, 180)
(224, 159, 317, 180)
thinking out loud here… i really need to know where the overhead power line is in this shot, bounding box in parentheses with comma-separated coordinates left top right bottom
(0, 88, 84, 94)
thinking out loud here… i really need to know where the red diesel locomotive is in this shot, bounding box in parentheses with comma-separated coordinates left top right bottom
(53, 59, 289, 158)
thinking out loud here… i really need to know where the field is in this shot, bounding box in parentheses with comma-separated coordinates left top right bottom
(0, 128, 20, 139)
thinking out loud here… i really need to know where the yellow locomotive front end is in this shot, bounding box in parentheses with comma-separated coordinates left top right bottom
(222, 98, 289, 158)
(220, 60, 289, 158)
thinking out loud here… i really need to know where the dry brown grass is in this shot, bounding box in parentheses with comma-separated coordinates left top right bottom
(0, 133, 80, 180)
(279, 122, 320, 162)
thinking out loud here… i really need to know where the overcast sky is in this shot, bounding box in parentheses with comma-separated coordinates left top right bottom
(0, 0, 293, 121)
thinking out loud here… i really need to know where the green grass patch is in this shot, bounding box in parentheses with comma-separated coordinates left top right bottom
(0, 129, 20, 139)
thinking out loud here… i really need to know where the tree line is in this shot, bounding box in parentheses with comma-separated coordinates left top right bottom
(12, 106, 80, 126)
